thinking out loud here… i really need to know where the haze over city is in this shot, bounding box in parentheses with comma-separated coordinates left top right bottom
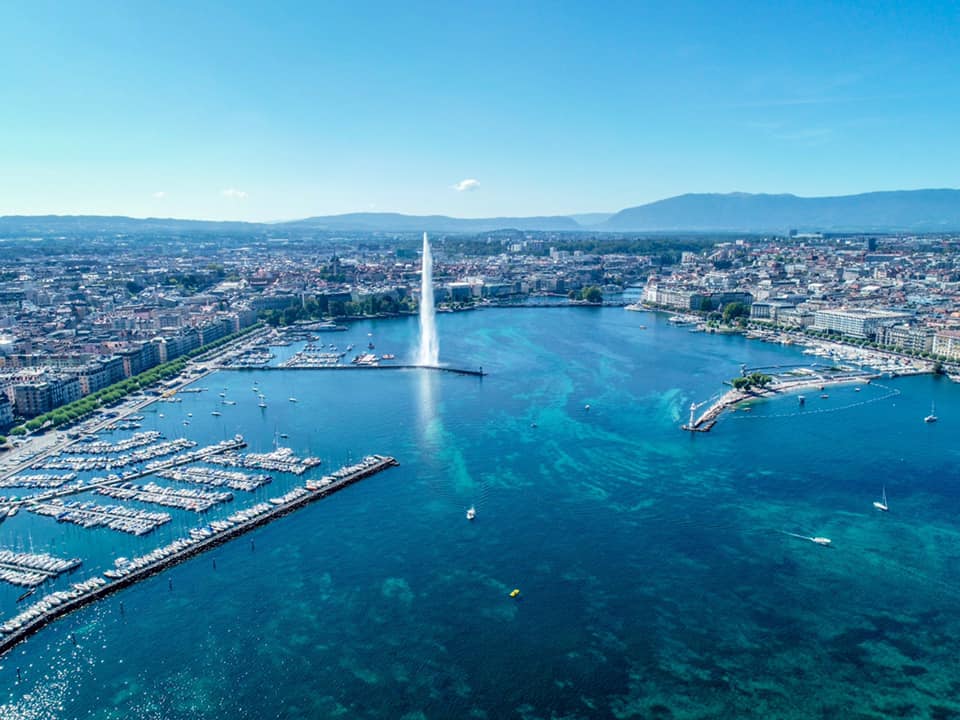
(2, 1, 959, 221)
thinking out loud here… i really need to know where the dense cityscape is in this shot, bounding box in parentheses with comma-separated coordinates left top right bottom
(2, 226, 960, 437)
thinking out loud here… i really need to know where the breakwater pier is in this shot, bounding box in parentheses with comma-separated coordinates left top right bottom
(682, 388, 749, 432)
(217, 364, 486, 377)
(683, 364, 881, 432)
(0, 454, 399, 658)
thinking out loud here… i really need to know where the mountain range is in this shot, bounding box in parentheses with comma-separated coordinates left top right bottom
(2, 189, 959, 235)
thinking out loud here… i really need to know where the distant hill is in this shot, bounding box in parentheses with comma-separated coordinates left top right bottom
(601, 189, 960, 232)
(568, 212, 614, 227)
(0, 214, 259, 235)
(3, 189, 959, 236)
(278, 212, 580, 232)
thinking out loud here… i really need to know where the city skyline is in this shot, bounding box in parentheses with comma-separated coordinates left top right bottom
(2, 1, 959, 221)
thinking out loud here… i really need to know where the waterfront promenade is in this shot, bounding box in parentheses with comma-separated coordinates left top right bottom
(0, 454, 399, 659)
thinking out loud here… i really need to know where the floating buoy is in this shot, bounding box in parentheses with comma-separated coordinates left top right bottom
(509, 588, 521, 598)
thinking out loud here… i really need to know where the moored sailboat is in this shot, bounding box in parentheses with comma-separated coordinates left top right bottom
(873, 486, 888, 512)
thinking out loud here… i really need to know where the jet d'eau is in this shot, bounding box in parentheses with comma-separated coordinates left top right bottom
(417, 232, 439, 367)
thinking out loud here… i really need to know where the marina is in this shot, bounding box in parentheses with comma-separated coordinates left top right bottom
(0, 472, 77, 489)
(96, 482, 233, 513)
(279, 343, 346, 367)
(60, 431, 163, 455)
(156, 466, 272, 492)
(0, 455, 399, 658)
(37, 437, 198, 472)
(0, 551, 82, 588)
(205, 447, 322, 475)
(3, 437, 249, 508)
(28, 500, 172, 536)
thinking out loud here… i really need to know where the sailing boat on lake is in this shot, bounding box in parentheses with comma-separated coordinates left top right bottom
(873, 486, 889, 512)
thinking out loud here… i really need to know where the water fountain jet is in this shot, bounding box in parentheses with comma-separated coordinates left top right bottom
(417, 232, 439, 366)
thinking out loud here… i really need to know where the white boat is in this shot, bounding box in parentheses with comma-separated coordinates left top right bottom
(466, 506, 476, 521)
(258, 402, 267, 409)
(783, 530, 831, 547)
(288, 397, 298, 403)
(7, 506, 18, 517)
(873, 486, 888, 512)
(624, 303, 644, 312)
(924, 402, 938, 423)
(211, 411, 222, 417)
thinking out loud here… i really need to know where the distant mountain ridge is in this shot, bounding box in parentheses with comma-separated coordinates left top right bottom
(600, 189, 960, 232)
(278, 212, 580, 232)
(2, 189, 959, 235)
(0, 215, 257, 234)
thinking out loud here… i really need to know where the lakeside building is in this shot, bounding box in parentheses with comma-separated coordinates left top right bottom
(13, 376, 82, 418)
(644, 283, 753, 311)
(812, 308, 913, 339)
(875, 323, 935, 353)
(933, 330, 960, 360)
(0, 395, 13, 432)
(750, 301, 796, 323)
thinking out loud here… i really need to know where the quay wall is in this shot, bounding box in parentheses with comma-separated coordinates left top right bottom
(0, 455, 399, 659)
(220, 365, 486, 377)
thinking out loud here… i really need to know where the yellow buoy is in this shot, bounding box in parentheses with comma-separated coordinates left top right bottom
(509, 588, 520, 598)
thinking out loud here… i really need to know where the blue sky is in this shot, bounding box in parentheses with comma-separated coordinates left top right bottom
(1, 1, 958, 221)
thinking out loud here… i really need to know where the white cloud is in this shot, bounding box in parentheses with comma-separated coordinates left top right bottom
(452, 178, 480, 192)
(221, 188, 249, 199)
(152, 191, 167, 199)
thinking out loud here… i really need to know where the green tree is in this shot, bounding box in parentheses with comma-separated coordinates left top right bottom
(580, 286, 603, 303)
(722, 302, 749, 323)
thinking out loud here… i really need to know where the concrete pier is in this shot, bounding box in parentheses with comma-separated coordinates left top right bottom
(682, 389, 749, 432)
(217, 364, 486, 377)
(0, 455, 399, 658)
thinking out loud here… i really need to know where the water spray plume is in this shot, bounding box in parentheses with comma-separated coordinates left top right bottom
(417, 232, 439, 366)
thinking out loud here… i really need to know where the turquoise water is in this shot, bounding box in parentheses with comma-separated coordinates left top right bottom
(2, 308, 959, 719)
